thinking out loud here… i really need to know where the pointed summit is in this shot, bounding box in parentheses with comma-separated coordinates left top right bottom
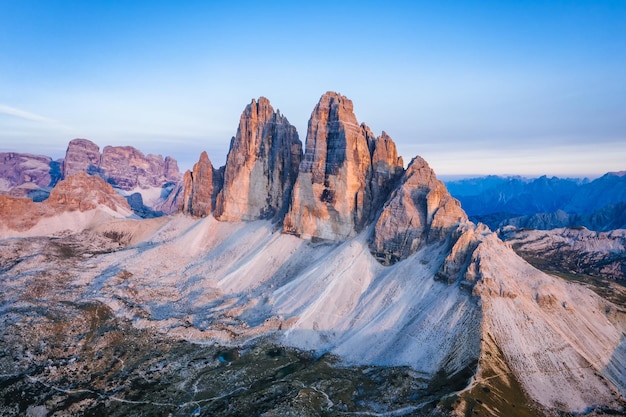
(370, 156, 467, 264)
(283, 92, 403, 240)
(214, 97, 302, 221)
(181, 151, 220, 217)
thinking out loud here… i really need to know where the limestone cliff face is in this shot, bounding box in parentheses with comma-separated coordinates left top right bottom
(62, 139, 100, 178)
(62, 138, 181, 191)
(283, 92, 403, 240)
(181, 151, 221, 217)
(60, 138, 182, 216)
(164, 156, 180, 184)
(214, 97, 302, 221)
(370, 156, 467, 264)
(0, 172, 131, 231)
(0, 152, 62, 199)
(46, 172, 131, 213)
(99, 146, 180, 190)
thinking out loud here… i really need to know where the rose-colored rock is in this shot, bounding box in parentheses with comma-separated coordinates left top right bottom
(0, 194, 41, 230)
(62, 139, 101, 178)
(435, 223, 491, 285)
(0, 172, 131, 231)
(214, 97, 302, 221)
(46, 172, 131, 212)
(370, 156, 467, 264)
(62, 138, 181, 191)
(99, 146, 180, 190)
(181, 151, 220, 217)
(283, 92, 403, 240)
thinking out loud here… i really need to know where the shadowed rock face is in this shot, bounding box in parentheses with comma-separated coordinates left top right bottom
(214, 97, 302, 221)
(370, 156, 467, 265)
(367, 130, 405, 222)
(283, 92, 403, 240)
(0, 152, 61, 199)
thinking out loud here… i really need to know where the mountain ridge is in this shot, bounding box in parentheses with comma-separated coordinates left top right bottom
(0, 92, 625, 416)
(445, 174, 626, 231)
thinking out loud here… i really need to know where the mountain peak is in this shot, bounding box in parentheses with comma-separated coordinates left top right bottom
(283, 92, 403, 240)
(212, 97, 302, 221)
(370, 156, 468, 264)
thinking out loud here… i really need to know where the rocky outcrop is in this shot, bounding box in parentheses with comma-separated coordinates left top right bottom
(0, 194, 40, 231)
(181, 151, 221, 217)
(500, 226, 626, 281)
(283, 92, 403, 240)
(62, 138, 181, 190)
(60, 138, 182, 216)
(0, 172, 131, 232)
(99, 145, 180, 190)
(63, 139, 101, 178)
(214, 97, 302, 221)
(0, 152, 62, 199)
(370, 156, 467, 265)
(435, 223, 492, 286)
(367, 130, 405, 218)
(164, 156, 180, 183)
(45, 172, 131, 213)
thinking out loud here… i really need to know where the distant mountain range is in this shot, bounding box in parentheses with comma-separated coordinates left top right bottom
(1, 92, 625, 416)
(445, 173, 626, 231)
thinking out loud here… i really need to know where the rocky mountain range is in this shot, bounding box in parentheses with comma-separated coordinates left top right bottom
(0, 152, 62, 201)
(445, 173, 626, 231)
(0, 92, 625, 416)
(1, 138, 183, 218)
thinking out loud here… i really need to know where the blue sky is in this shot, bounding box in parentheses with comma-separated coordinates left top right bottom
(1, 0, 625, 177)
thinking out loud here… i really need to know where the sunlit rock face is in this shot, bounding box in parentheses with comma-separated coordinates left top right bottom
(181, 151, 221, 217)
(45, 172, 131, 213)
(61, 138, 182, 215)
(370, 156, 467, 264)
(1, 92, 626, 417)
(283, 92, 403, 240)
(63, 137, 181, 190)
(0, 172, 132, 232)
(99, 145, 180, 190)
(214, 97, 302, 221)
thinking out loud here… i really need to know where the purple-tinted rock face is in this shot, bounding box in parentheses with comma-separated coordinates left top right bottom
(0, 152, 61, 199)
(63, 139, 101, 178)
(98, 145, 180, 190)
(62, 138, 181, 191)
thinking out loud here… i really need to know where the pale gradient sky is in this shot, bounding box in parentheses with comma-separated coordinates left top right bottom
(1, 0, 625, 177)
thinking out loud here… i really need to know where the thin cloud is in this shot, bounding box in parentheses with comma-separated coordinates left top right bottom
(0, 104, 57, 124)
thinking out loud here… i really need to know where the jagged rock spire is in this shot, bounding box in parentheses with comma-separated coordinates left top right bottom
(214, 97, 302, 221)
(283, 92, 403, 240)
(181, 151, 220, 217)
